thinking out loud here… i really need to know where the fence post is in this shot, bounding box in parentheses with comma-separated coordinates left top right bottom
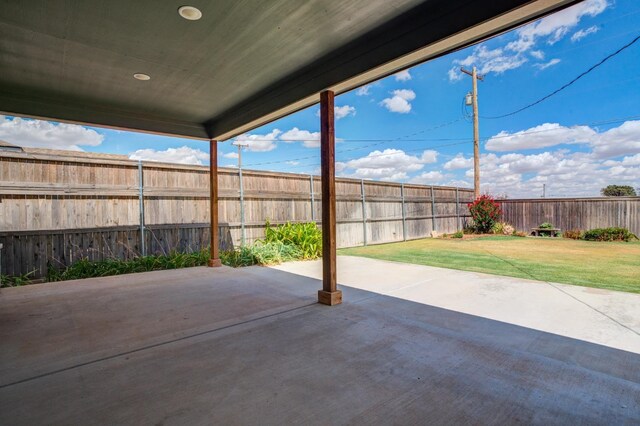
(430, 186, 437, 232)
(239, 166, 246, 246)
(138, 160, 146, 256)
(401, 183, 407, 241)
(361, 179, 367, 246)
(455, 187, 460, 230)
(310, 174, 316, 222)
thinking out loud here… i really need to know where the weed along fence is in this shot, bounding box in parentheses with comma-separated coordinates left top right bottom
(499, 197, 640, 236)
(0, 148, 474, 277)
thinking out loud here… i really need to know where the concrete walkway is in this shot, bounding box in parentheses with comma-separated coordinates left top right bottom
(275, 256, 640, 354)
(1, 262, 639, 425)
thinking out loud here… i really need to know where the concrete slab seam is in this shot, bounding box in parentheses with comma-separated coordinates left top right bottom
(0, 302, 318, 390)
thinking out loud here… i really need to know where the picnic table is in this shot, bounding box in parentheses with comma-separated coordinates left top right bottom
(531, 227, 561, 237)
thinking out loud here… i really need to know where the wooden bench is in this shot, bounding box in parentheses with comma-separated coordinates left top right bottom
(531, 227, 561, 237)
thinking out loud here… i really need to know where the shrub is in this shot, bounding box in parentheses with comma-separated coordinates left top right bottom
(513, 231, 528, 237)
(563, 229, 582, 240)
(0, 271, 35, 288)
(539, 222, 554, 229)
(491, 221, 515, 235)
(581, 227, 637, 242)
(264, 221, 322, 259)
(452, 230, 463, 239)
(467, 195, 502, 233)
(47, 249, 211, 282)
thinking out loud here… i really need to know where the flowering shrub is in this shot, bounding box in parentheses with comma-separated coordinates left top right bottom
(467, 195, 502, 233)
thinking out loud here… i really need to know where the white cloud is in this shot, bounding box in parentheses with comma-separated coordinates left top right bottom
(444, 154, 473, 170)
(469, 149, 640, 198)
(339, 148, 436, 181)
(420, 150, 438, 163)
(571, 25, 599, 42)
(286, 160, 300, 166)
(335, 105, 356, 120)
(394, 69, 412, 81)
(129, 146, 209, 165)
(0, 115, 104, 151)
(534, 58, 561, 70)
(223, 152, 239, 159)
(486, 123, 596, 151)
(530, 50, 545, 60)
(356, 85, 371, 96)
(603, 154, 640, 167)
(234, 129, 281, 152)
(409, 171, 445, 184)
(448, 0, 608, 81)
(280, 127, 321, 148)
(448, 46, 527, 81)
(380, 89, 416, 114)
(509, 0, 607, 50)
(591, 121, 640, 158)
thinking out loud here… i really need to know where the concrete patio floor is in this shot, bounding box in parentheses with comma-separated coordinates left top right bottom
(1, 259, 639, 425)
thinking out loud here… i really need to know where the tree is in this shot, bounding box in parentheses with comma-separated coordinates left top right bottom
(601, 185, 637, 197)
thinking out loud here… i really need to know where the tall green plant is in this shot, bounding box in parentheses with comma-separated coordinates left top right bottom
(263, 221, 322, 259)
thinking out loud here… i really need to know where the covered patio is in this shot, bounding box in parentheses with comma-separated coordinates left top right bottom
(3, 0, 639, 423)
(1, 263, 639, 424)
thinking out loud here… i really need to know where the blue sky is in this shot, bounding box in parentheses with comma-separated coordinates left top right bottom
(1, 0, 639, 197)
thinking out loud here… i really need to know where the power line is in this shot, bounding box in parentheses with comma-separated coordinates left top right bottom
(241, 113, 640, 168)
(482, 33, 640, 119)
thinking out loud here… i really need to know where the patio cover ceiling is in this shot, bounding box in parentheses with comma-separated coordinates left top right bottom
(0, 0, 576, 141)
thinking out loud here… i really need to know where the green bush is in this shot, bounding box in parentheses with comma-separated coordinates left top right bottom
(452, 230, 464, 239)
(264, 221, 322, 259)
(467, 195, 502, 233)
(539, 222, 554, 229)
(563, 229, 582, 240)
(47, 249, 211, 281)
(581, 227, 637, 242)
(0, 271, 35, 288)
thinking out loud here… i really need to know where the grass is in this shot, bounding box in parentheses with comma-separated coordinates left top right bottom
(339, 236, 640, 293)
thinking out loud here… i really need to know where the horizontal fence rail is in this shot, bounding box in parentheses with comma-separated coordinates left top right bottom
(1, 149, 474, 277)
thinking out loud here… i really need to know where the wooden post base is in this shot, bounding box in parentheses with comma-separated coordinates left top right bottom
(208, 258, 222, 267)
(318, 290, 342, 306)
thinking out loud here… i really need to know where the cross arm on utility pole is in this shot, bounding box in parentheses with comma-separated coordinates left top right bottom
(460, 67, 484, 81)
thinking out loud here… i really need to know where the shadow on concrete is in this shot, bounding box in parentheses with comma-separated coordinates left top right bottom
(1, 265, 638, 424)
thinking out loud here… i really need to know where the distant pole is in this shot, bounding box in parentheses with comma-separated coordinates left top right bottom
(461, 66, 483, 198)
(234, 142, 248, 246)
(542, 183, 546, 198)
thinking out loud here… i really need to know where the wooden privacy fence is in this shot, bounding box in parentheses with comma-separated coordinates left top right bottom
(0, 148, 474, 277)
(499, 197, 640, 236)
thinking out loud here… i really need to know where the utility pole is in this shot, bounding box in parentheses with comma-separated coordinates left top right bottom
(233, 142, 248, 246)
(542, 183, 546, 198)
(461, 66, 483, 198)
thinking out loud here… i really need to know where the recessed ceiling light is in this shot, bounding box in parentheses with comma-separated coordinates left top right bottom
(178, 6, 202, 21)
(133, 73, 151, 81)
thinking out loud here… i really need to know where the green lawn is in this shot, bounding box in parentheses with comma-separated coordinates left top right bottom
(339, 236, 640, 293)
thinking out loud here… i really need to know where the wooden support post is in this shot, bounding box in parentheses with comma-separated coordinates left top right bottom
(209, 139, 222, 267)
(318, 90, 342, 306)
